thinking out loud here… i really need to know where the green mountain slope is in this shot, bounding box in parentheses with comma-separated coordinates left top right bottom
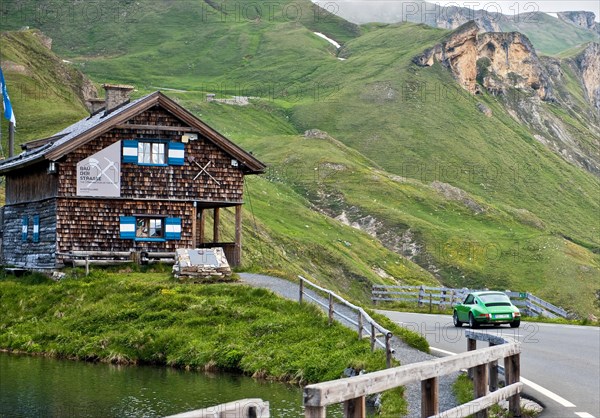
(1, 1, 598, 315)
(0, 30, 90, 144)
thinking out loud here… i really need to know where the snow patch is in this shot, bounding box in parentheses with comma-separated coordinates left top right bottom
(314, 32, 341, 49)
(545, 12, 559, 19)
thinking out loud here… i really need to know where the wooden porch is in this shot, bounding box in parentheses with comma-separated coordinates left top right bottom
(193, 203, 243, 267)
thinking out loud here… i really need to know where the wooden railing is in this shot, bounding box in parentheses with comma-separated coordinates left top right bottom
(299, 276, 394, 368)
(303, 330, 521, 418)
(372, 285, 568, 318)
(165, 398, 269, 418)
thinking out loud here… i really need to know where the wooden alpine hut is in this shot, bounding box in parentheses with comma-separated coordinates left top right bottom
(0, 84, 265, 269)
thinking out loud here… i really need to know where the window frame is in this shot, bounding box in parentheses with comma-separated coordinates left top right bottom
(135, 216, 166, 242)
(137, 140, 167, 166)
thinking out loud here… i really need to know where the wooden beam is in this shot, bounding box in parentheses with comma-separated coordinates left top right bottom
(304, 406, 326, 418)
(474, 364, 489, 418)
(421, 377, 439, 418)
(468, 338, 477, 379)
(343, 396, 366, 418)
(115, 123, 196, 132)
(199, 209, 205, 245)
(191, 204, 197, 248)
(489, 342, 498, 392)
(429, 383, 523, 418)
(234, 204, 242, 266)
(213, 207, 220, 243)
(505, 354, 521, 417)
(303, 343, 520, 407)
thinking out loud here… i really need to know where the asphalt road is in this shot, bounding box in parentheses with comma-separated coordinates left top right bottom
(378, 311, 600, 418)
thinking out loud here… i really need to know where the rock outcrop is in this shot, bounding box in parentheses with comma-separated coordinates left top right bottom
(432, 6, 502, 32)
(574, 43, 600, 111)
(557, 11, 600, 33)
(413, 22, 552, 100)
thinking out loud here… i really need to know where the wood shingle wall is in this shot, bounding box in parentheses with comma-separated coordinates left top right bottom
(57, 106, 244, 203)
(56, 199, 193, 257)
(5, 163, 58, 205)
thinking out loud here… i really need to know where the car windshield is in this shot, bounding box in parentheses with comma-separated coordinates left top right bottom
(479, 293, 511, 304)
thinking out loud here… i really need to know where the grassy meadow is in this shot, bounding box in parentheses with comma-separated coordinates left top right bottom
(0, 1, 598, 316)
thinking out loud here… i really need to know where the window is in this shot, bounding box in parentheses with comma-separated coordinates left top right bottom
(138, 142, 165, 165)
(122, 140, 185, 166)
(21, 216, 28, 242)
(136, 217, 164, 239)
(33, 215, 40, 243)
(464, 294, 475, 305)
(120, 216, 181, 241)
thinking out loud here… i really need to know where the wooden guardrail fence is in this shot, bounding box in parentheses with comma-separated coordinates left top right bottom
(303, 330, 521, 418)
(372, 285, 568, 319)
(299, 276, 394, 368)
(165, 398, 270, 418)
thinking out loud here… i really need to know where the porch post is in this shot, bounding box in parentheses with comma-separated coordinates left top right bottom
(191, 204, 197, 247)
(234, 204, 242, 266)
(213, 207, 220, 243)
(198, 209, 205, 245)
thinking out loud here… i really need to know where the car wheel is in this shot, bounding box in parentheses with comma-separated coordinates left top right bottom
(453, 311, 462, 327)
(510, 320, 520, 328)
(469, 313, 479, 328)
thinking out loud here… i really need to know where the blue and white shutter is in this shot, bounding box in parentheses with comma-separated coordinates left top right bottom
(21, 216, 28, 242)
(165, 217, 182, 240)
(33, 215, 40, 243)
(168, 142, 185, 166)
(119, 216, 136, 239)
(122, 140, 138, 163)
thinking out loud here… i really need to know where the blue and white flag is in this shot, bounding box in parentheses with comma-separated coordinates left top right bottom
(0, 67, 16, 126)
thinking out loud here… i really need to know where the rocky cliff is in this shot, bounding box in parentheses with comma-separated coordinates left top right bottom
(413, 22, 552, 100)
(414, 23, 600, 176)
(574, 43, 600, 111)
(557, 11, 600, 34)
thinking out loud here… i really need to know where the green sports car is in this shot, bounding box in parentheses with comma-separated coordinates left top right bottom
(453, 291, 521, 328)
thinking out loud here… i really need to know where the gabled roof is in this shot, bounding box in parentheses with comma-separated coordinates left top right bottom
(0, 92, 266, 175)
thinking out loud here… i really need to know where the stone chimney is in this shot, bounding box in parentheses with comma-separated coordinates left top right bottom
(103, 84, 135, 114)
(86, 98, 106, 115)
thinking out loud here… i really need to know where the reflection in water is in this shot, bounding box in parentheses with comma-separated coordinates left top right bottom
(0, 352, 310, 417)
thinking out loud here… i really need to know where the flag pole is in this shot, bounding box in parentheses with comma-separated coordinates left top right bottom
(8, 121, 14, 158)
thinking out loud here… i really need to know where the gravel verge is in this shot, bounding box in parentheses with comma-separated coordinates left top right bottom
(239, 273, 458, 417)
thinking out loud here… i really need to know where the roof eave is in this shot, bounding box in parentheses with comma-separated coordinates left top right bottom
(0, 155, 47, 176)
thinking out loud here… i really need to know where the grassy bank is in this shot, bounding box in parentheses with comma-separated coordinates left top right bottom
(0, 269, 396, 384)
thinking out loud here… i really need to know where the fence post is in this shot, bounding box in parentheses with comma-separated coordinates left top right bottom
(328, 293, 334, 325)
(385, 333, 392, 368)
(357, 311, 363, 340)
(429, 293, 433, 313)
(299, 278, 304, 304)
(418, 285, 425, 307)
(489, 342, 498, 392)
(370, 324, 376, 352)
(504, 354, 521, 417)
(421, 377, 439, 418)
(440, 289, 446, 311)
(343, 396, 366, 418)
(305, 406, 326, 418)
(467, 338, 476, 379)
(85, 256, 89, 276)
(474, 364, 489, 418)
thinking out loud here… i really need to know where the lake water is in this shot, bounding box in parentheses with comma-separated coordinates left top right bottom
(0, 352, 321, 417)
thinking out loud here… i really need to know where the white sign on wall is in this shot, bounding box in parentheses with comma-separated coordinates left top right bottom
(76, 141, 121, 197)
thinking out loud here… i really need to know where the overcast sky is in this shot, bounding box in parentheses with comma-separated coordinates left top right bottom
(434, 1, 600, 20)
